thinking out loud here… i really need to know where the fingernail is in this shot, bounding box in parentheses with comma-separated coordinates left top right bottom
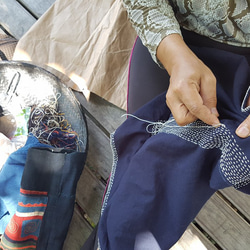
(211, 107, 219, 117)
(212, 123, 223, 128)
(237, 125, 249, 138)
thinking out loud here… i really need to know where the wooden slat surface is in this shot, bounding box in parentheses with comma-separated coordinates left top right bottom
(220, 187, 250, 221)
(84, 116, 113, 180)
(18, 0, 56, 18)
(76, 167, 105, 226)
(74, 91, 126, 136)
(196, 193, 250, 250)
(74, 92, 125, 180)
(171, 224, 217, 250)
(0, 0, 36, 39)
(63, 207, 92, 250)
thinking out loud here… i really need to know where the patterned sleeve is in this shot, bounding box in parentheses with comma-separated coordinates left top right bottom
(123, 0, 182, 64)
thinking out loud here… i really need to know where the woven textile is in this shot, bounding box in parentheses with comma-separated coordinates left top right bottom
(1, 189, 48, 249)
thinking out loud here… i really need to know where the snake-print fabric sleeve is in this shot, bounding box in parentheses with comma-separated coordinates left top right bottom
(123, 0, 181, 64)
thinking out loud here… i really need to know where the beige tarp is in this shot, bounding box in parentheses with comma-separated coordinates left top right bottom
(13, 0, 137, 110)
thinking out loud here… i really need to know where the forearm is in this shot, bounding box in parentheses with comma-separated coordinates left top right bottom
(156, 33, 198, 75)
(123, 0, 181, 64)
(156, 33, 220, 126)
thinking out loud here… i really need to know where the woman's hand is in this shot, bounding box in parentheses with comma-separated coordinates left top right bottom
(157, 34, 220, 127)
(236, 97, 250, 138)
(157, 34, 250, 138)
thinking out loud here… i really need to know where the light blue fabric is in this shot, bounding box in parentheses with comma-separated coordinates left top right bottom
(0, 135, 51, 233)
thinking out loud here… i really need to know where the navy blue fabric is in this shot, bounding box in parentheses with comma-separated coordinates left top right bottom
(0, 135, 51, 233)
(22, 147, 86, 250)
(0, 137, 86, 249)
(98, 46, 250, 249)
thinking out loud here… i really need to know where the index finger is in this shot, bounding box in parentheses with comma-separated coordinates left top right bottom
(181, 82, 220, 126)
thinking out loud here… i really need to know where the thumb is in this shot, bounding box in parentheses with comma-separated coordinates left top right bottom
(236, 115, 250, 138)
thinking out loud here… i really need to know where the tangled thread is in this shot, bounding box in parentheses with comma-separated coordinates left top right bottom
(28, 105, 80, 150)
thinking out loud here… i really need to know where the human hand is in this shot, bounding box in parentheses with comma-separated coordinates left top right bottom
(157, 34, 220, 126)
(236, 96, 250, 138)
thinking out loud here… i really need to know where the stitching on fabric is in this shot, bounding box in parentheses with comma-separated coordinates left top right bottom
(122, 114, 250, 189)
(122, 114, 165, 135)
(157, 118, 250, 189)
(101, 132, 118, 216)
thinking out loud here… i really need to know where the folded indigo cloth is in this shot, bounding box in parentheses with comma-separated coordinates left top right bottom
(0, 146, 86, 250)
(98, 46, 250, 249)
(0, 135, 51, 233)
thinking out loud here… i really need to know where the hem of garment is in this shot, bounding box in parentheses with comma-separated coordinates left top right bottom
(101, 132, 118, 216)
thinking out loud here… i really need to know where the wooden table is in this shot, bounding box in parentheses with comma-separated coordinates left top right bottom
(1, 1, 250, 249)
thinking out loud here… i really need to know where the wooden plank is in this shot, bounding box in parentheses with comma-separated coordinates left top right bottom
(196, 193, 250, 250)
(63, 207, 92, 250)
(18, 0, 56, 18)
(74, 91, 126, 135)
(76, 167, 105, 226)
(171, 224, 217, 250)
(0, 0, 36, 39)
(84, 116, 113, 180)
(220, 187, 250, 221)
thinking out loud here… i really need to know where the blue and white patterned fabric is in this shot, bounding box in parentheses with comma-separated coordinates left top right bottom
(98, 45, 250, 249)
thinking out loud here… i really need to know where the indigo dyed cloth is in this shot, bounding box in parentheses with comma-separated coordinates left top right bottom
(0, 135, 51, 233)
(98, 46, 250, 249)
(0, 145, 86, 250)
